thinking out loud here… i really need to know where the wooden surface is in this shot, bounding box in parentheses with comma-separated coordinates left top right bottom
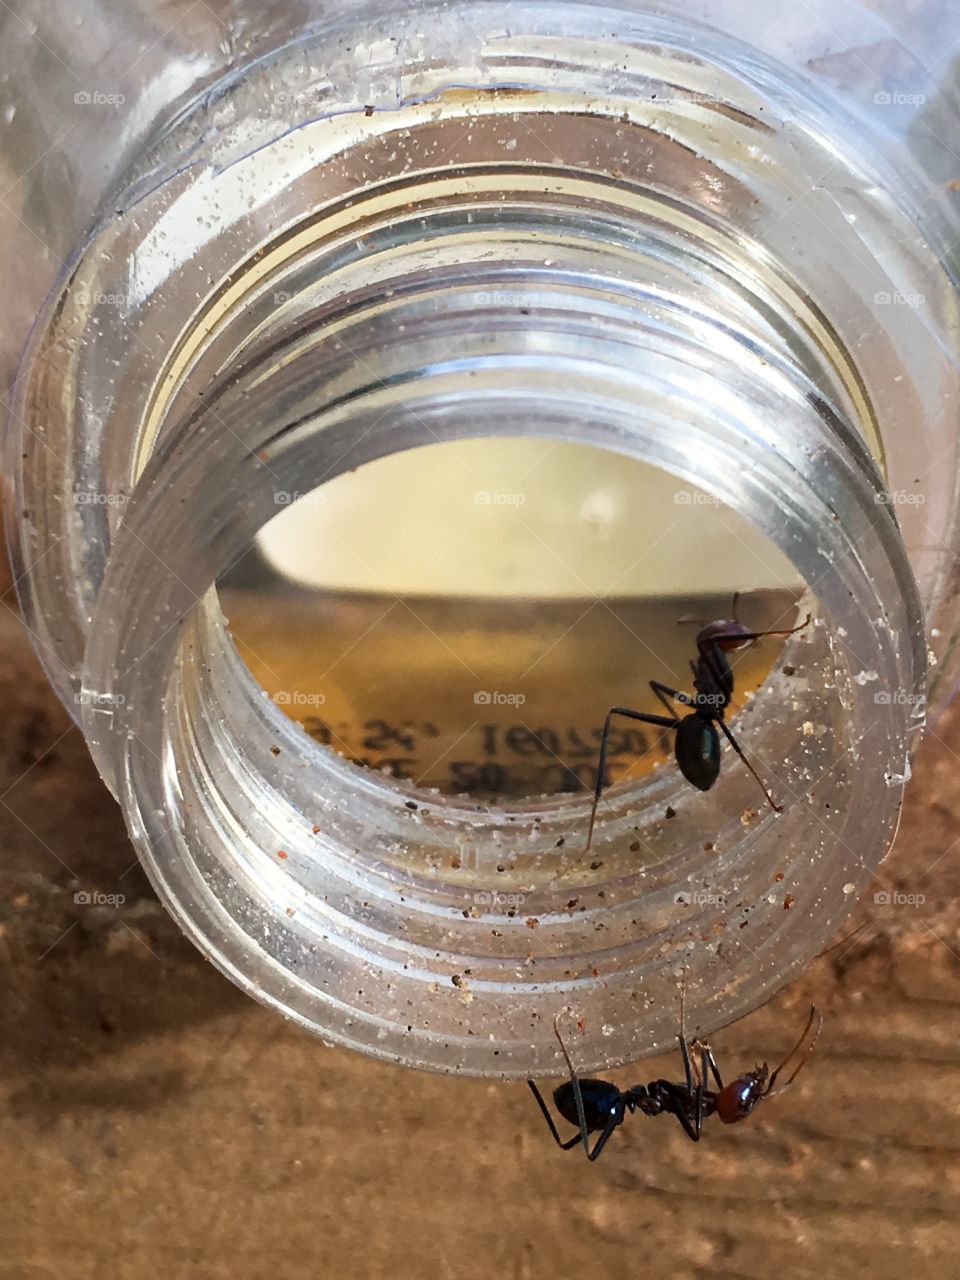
(2, 597, 960, 1280)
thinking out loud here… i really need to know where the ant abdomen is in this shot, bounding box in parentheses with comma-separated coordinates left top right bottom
(674, 716, 721, 791)
(554, 1079, 622, 1131)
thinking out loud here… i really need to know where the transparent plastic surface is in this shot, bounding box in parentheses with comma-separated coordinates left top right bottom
(3, 0, 958, 1074)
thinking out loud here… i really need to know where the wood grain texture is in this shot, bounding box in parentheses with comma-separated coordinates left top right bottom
(1, 602, 959, 1280)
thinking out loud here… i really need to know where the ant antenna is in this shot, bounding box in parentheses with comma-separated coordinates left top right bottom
(766, 1005, 823, 1097)
(678, 599, 810, 652)
(677, 590, 742, 628)
(703, 614, 813, 648)
(814, 920, 872, 962)
(745, 614, 812, 641)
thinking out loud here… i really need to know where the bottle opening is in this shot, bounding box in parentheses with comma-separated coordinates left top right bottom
(221, 440, 803, 803)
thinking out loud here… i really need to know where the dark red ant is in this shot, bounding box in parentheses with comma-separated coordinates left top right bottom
(528, 1003, 823, 1160)
(586, 595, 811, 849)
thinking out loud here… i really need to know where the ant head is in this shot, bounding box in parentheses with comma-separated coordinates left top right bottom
(697, 619, 754, 652)
(715, 1006, 824, 1126)
(714, 1065, 769, 1124)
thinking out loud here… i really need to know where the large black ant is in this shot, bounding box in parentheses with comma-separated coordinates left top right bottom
(586, 595, 811, 850)
(528, 1003, 823, 1161)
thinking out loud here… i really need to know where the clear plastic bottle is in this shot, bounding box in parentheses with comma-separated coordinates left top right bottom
(2, 0, 958, 1075)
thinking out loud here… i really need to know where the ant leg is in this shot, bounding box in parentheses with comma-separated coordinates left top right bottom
(677, 1033, 696, 1093)
(551, 1016, 628, 1161)
(550, 1012, 629, 1161)
(716, 719, 782, 813)
(696, 1042, 724, 1091)
(697, 1044, 712, 1135)
(552, 1011, 594, 1158)
(587, 707, 680, 851)
(675, 1032, 707, 1140)
(675, 981, 708, 1140)
(684, 1040, 722, 1137)
(526, 1081, 584, 1151)
(676, 977, 698, 1095)
(679, 1027, 719, 1139)
(585, 1111, 627, 1162)
(661, 1083, 702, 1143)
(649, 680, 696, 717)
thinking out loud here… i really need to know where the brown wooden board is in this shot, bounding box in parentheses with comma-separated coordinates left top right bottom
(1, 601, 959, 1280)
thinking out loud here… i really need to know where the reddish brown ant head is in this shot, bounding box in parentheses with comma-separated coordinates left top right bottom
(715, 1005, 824, 1125)
(697, 619, 754, 653)
(714, 1066, 769, 1124)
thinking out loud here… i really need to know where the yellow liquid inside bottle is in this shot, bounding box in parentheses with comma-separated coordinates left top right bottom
(220, 440, 802, 801)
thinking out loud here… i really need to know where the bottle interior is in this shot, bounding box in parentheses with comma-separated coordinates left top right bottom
(220, 439, 804, 802)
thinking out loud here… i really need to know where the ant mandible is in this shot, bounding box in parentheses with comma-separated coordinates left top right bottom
(586, 594, 811, 850)
(527, 1002, 823, 1161)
